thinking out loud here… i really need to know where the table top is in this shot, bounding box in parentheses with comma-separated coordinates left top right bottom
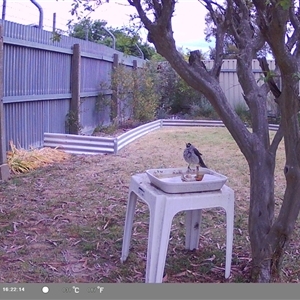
(131, 172, 233, 197)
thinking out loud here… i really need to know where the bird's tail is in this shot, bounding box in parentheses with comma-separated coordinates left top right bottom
(199, 156, 208, 168)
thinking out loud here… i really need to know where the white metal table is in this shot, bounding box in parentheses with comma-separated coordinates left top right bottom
(121, 172, 235, 283)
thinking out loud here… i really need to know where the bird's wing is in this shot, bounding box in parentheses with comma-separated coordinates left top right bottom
(193, 147, 202, 157)
(193, 147, 207, 168)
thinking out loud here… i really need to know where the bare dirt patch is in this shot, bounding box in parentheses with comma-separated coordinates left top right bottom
(0, 127, 299, 283)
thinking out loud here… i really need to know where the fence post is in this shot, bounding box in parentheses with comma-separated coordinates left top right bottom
(70, 43, 81, 134)
(111, 53, 119, 124)
(0, 25, 9, 180)
(133, 60, 137, 70)
(132, 59, 138, 120)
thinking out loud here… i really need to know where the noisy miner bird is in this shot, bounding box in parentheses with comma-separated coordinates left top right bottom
(183, 142, 208, 170)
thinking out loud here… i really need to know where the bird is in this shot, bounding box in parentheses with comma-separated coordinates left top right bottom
(183, 142, 208, 170)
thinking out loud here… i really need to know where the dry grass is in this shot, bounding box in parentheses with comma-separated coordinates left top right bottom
(0, 127, 299, 283)
(7, 141, 70, 174)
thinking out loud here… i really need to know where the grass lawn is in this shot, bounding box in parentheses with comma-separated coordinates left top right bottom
(0, 126, 299, 283)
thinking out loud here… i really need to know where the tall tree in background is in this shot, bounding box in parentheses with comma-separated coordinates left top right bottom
(68, 18, 156, 59)
(71, 0, 300, 282)
(69, 18, 108, 41)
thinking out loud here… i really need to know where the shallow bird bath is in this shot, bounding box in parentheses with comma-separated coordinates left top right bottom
(146, 167, 227, 194)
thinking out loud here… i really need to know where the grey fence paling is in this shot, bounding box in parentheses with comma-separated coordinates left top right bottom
(44, 119, 279, 155)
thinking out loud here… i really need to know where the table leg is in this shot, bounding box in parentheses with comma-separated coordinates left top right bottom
(145, 197, 171, 283)
(185, 209, 202, 250)
(153, 215, 174, 283)
(225, 197, 234, 278)
(121, 191, 138, 263)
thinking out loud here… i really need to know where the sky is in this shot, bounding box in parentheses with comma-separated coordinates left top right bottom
(2, 0, 211, 53)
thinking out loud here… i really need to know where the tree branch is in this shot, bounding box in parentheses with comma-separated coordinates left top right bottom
(128, 0, 154, 29)
(270, 124, 284, 156)
(159, 0, 176, 28)
(201, 0, 227, 78)
(258, 57, 281, 100)
(188, 50, 208, 71)
(231, 0, 247, 40)
(286, 6, 300, 53)
(152, 0, 162, 18)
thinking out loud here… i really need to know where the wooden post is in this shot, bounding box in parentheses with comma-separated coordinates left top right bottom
(70, 43, 81, 134)
(0, 25, 9, 180)
(2, 0, 7, 20)
(111, 53, 119, 124)
(52, 12, 56, 33)
(132, 60, 138, 120)
(133, 60, 138, 70)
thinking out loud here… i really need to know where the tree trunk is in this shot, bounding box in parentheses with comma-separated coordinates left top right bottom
(248, 136, 300, 282)
(247, 149, 276, 282)
(251, 177, 300, 282)
(268, 174, 300, 281)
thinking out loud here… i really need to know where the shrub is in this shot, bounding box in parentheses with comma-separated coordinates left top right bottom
(104, 62, 159, 125)
(155, 61, 213, 117)
(234, 103, 251, 125)
(132, 63, 159, 122)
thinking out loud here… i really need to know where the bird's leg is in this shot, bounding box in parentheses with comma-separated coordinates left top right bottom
(187, 164, 191, 173)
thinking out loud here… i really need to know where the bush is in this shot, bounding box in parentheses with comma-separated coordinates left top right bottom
(96, 59, 218, 129)
(155, 61, 216, 118)
(189, 100, 218, 119)
(108, 62, 159, 125)
(132, 63, 159, 122)
(234, 103, 251, 125)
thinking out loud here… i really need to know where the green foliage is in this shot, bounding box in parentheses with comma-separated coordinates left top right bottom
(190, 101, 217, 119)
(278, 0, 291, 10)
(96, 58, 217, 126)
(50, 29, 64, 42)
(69, 0, 104, 22)
(93, 123, 118, 135)
(132, 63, 159, 122)
(109, 62, 159, 125)
(111, 64, 132, 124)
(234, 103, 251, 125)
(95, 82, 111, 113)
(258, 70, 277, 84)
(150, 52, 166, 62)
(69, 18, 108, 41)
(65, 110, 82, 134)
(155, 60, 216, 118)
(68, 18, 156, 59)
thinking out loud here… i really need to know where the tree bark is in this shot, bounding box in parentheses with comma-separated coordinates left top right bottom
(247, 82, 300, 282)
(247, 149, 276, 282)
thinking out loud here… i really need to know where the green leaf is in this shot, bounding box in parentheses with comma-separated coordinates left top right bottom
(278, 0, 291, 10)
